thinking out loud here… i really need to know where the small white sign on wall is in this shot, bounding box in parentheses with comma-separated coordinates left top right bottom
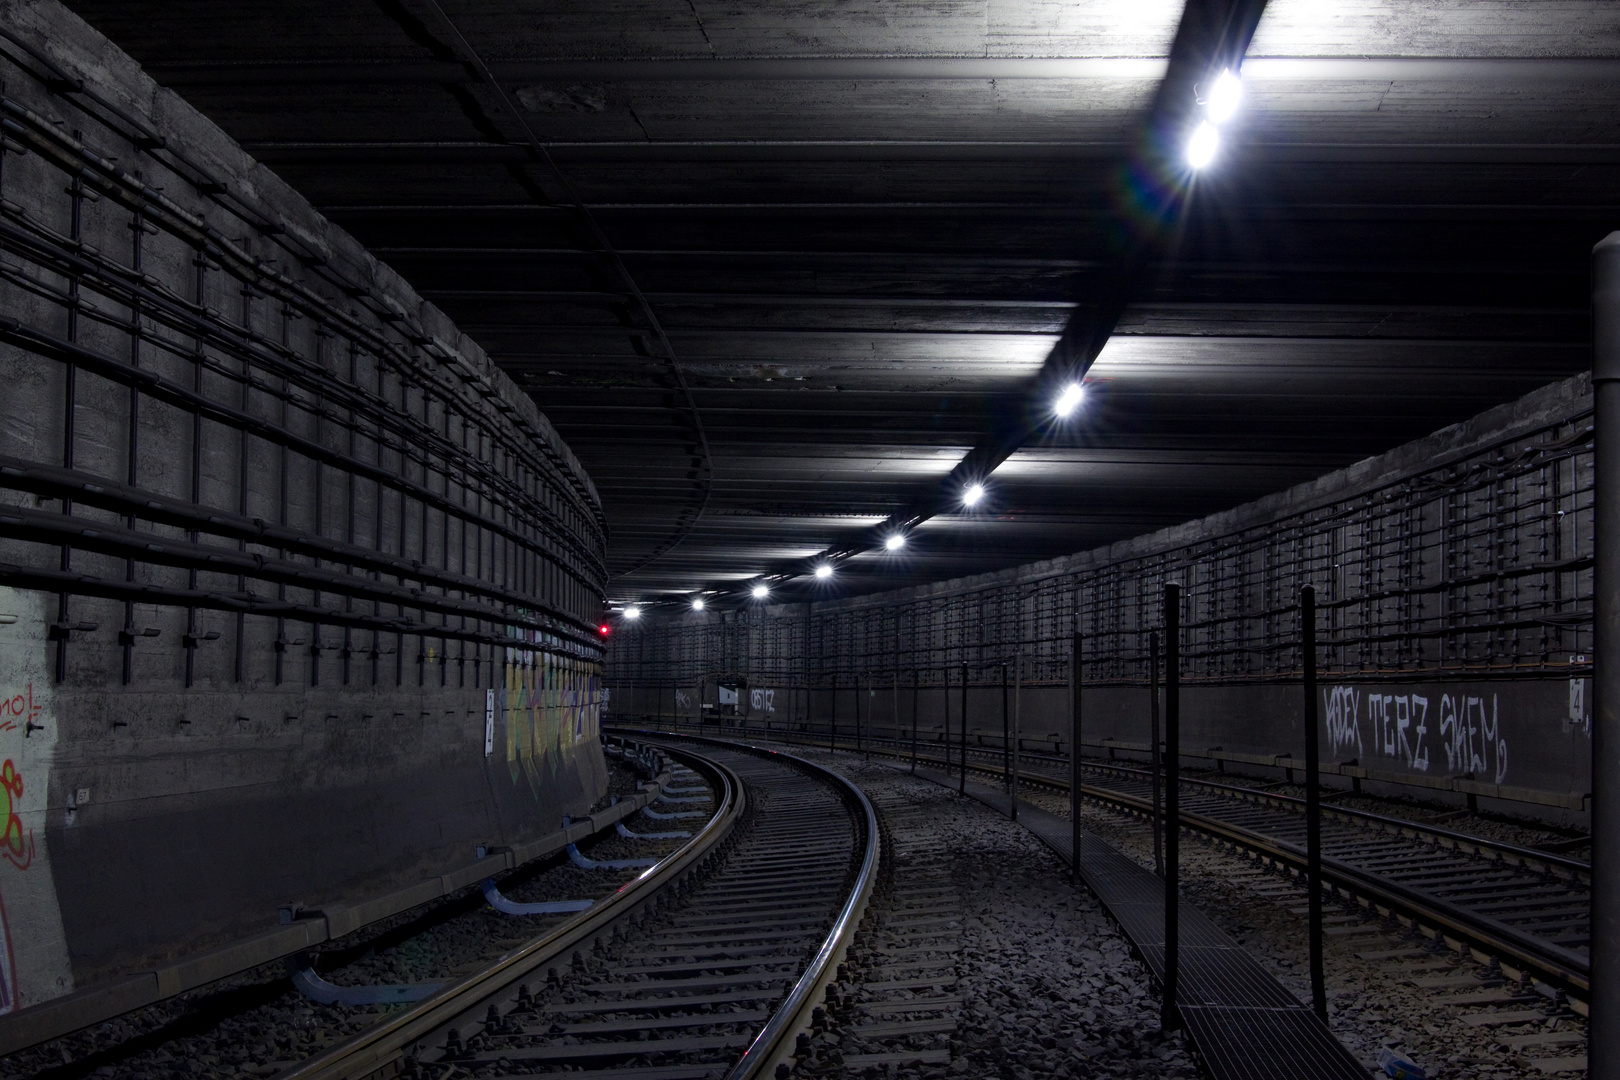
(484, 688, 496, 756)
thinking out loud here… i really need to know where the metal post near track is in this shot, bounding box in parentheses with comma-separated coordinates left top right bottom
(1163, 581, 1182, 1033)
(1302, 584, 1328, 1022)
(1071, 626, 1083, 884)
(1012, 651, 1021, 823)
(911, 668, 920, 773)
(959, 660, 969, 794)
(1001, 660, 1011, 800)
(1150, 630, 1163, 877)
(855, 671, 865, 758)
(828, 672, 838, 752)
(1591, 230, 1620, 1080)
(893, 668, 900, 759)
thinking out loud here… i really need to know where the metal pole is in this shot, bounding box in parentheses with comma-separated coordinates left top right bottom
(855, 671, 864, 757)
(1012, 651, 1021, 823)
(1163, 581, 1182, 1033)
(1071, 626, 1083, 883)
(911, 668, 920, 773)
(1591, 231, 1620, 1080)
(959, 660, 968, 794)
(1302, 584, 1327, 1022)
(1150, 631, 1163, 878)
(1002, 660, 1011, 799)
(893, 668, 900, 758)
(828, 672, 838, 752)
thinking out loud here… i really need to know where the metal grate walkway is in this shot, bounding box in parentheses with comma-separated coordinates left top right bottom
(901, 763, 1369, 1080)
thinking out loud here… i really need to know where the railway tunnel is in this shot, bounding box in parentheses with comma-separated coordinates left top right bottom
(0, 0, 1613, 1077)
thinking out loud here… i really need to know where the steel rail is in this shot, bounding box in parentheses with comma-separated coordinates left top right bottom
(733, 729, 1592, 1002)
(802, 730, 1590, 877)
(275, 743, 742, 1080)
(623, 729, 884, 1080)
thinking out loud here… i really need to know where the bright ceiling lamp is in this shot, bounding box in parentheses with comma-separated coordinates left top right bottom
(962, 482, 985, 508)
(691, 597, 705, 611)
(814, 564, 834, 579)
(623, 605, 641, 620)
(884, 533, 906, 551)
(1206, 68, 1242, 123)
(1054, 382, 1085, 418)
(1186, 121, 1219, 170)
(751, 583, 769, 599)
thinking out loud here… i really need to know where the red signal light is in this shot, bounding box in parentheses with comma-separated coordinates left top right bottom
(599, 624, 611, 636)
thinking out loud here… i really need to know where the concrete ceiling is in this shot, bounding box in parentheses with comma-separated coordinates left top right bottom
(60, 0, 1613, 611)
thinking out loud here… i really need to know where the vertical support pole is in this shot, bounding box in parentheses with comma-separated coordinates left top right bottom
(1150, 630, 1163, 878)
(1071, 626, 1083, 882)
(959, 660, 968, 794)
(911, 668, 920, 773)
(1302, 584, 1328, 1022)
(829, 672, 838, 752)
(893, 668, 900, 755)
(1163, 583, 1182, 1032)
(1012, 651, 1021, 823)
(855, 672, 864, 757)
(1002, 660, 1011, 799)
(1590, 231, 1620, 1080)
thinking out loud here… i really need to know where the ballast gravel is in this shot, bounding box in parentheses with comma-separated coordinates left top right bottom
(788, 750, 1199, 1080)
(1025, 786, 1588, 1080)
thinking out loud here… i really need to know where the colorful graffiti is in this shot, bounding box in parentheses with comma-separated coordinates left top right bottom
(501, 645, 602, 798)
(0, 761, 29, 871)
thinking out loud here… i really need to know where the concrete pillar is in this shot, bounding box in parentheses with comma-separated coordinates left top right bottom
(1593, 231, 1620, 1080)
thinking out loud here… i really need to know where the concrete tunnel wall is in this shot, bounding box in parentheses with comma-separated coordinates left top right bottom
(608, 372, 1595, 824)
(0, 0, 609, 1009)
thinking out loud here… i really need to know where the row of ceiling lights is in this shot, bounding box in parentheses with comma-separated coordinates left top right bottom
(611, 380, 1088, 624)
(610, 72, 1244, 630)
(612, 73, 1242, 632)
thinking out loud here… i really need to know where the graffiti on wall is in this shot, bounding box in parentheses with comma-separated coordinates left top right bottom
(1322, 684, 1508, 784)
(749, 688, 775, 714)
(0, 586, 73, 1012)
(501, 642, 602, 799)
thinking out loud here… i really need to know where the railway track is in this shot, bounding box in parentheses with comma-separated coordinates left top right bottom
(282, 735, 878, 1080)
(718, 729, 1592, 1014)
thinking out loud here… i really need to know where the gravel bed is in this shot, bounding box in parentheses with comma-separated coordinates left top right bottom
(0, 757, 704, 1080)
(790, 750, 1199, 1080)
(1024, 788, 1588, 1080)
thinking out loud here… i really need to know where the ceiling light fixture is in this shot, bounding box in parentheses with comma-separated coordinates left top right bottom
(751, 583, 769, 599)
(1206, 68, 1242, 123)
(815, 564, 834, 579)
(1186, 121, 1220, 170)
(692, 597, 705, 611)
(962, 483, 985, 508)
(623, 605, 641, 620)
(1054, 382, 1085, 418)
(885, 533, 906, 551)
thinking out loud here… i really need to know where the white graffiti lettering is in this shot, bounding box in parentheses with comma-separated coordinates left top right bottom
(1438, 694, 1508, 783)
(1323, 685, 1362, 757)
(1325, 686, 1431, 772)
(749, 688, 776, 713)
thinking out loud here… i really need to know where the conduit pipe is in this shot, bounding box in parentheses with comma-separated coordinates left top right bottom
(1591, 231, 1620, 1080)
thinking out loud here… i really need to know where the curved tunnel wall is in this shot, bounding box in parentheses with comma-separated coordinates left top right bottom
(0, 1, 608, 1007)
(609, 372, 1594, 824)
